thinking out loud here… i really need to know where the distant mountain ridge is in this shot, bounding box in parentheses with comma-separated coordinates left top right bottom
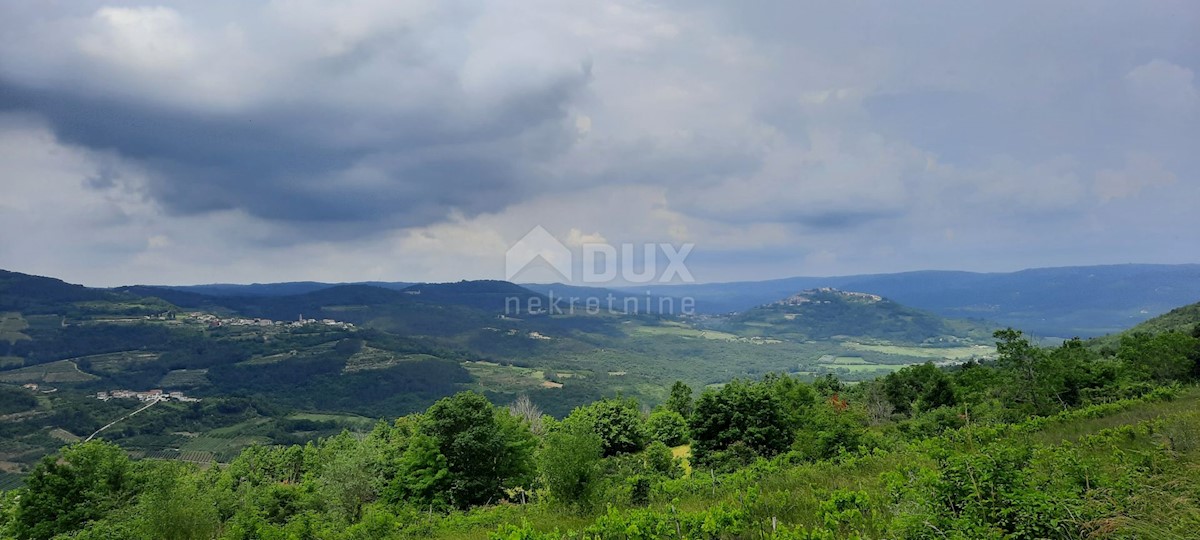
(706, 287, 993, 343)
(11, 263, 1198, 337)
(622, 264, 1200, 337)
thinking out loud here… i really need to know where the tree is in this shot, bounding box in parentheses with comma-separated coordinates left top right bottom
(766, 373, 816, 430)
(881, 363, 957, 415)
(642, 441, 682, 479)
(665, 381, 694, 417)
(1118, 331, 1199, 384)
(994, 328, 1047, 411)
(11, 441, 142, 540)
(861, 381, 894, 425)
(688, 380, 792, 469)
(814, 374, 844, 395)
(135, 468, 221, 540)
(645, 409, 688, 446)
(509, 394, 545, 435)
(0, 490, 18, 537)
(422, 391, 536, 508)
(388, 433, 451, 508)
(315, 432, 382, 521)
(537, 430, 603, 509)
(561, 398, 648, 457)
(1040, 338, 1104, 407)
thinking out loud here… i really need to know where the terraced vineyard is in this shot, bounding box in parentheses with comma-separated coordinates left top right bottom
(81, 351, 163, 374)
(158, 368, 210, 387)
(0, 472, 24, 491)
(0, 359, 98, 384)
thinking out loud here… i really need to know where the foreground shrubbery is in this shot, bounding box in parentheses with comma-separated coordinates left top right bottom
(2, 326, 1199, 539)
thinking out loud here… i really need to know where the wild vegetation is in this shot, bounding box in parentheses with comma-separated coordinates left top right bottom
(2, 317, 1198, 539)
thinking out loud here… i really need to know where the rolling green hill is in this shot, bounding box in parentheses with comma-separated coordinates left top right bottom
(1090, 300, 1200, 350)
(0, 269, 1002, 477)
(1117, 301, 1200, 335)
(707, 288, 993, 343)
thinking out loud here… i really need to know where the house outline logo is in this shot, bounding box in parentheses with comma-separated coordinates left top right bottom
(505, 226, 572, 282)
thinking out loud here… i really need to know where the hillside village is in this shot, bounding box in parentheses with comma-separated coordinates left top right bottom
(96, 389, 200, 403)
(181, 312, 354, 330)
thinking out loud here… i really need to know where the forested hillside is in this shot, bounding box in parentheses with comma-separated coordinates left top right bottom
(3, 315, 1198, 539)
(1, 269, 1003, 483)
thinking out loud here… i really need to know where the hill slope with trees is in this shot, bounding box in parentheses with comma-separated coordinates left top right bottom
(3, 302, 1198, 538)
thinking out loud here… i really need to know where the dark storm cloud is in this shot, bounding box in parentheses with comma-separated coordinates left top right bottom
(0, 66, 586, 234)
(0, 1, 593, 238)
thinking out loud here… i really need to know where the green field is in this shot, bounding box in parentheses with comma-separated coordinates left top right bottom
(0, 360, 99, 384)
(841, 341, 994, 360)
(816, 362, 906, 373)
(464, 360, 558, 392)
(630, 323, 740, 341)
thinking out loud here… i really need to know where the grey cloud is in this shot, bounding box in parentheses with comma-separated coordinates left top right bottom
(0, 68, 586, 235)
(0, 0, 1197, 285)
(0, 2, 591, 238)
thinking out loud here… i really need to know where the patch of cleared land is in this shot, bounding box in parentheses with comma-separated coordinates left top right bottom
(343, 347, 441, 373)
(0, 356, 23, 369)
(0, 360, 99, 383)
(0, 312, 31, 344)
(672, 444, 692, 475)
(464, 361, 559, 391)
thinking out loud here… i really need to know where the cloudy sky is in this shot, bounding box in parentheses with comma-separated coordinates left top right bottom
(0, 1, 1196, 287)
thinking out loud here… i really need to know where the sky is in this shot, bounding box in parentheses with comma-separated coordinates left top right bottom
(0, 1, 1197, 287)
